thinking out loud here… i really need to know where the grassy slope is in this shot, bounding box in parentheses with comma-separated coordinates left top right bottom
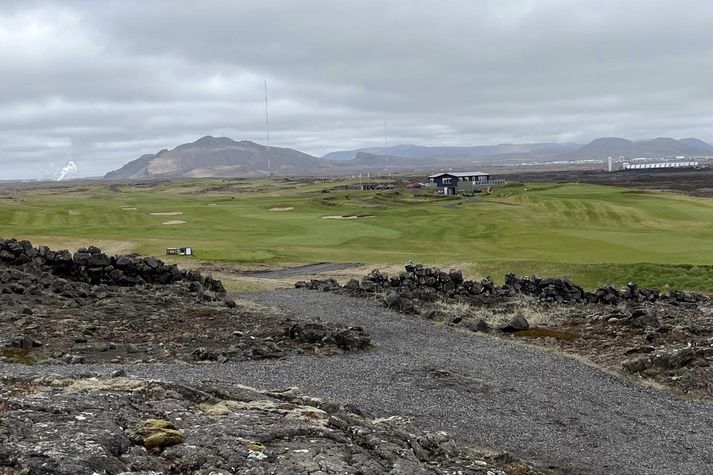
(2, 179, 713, 291)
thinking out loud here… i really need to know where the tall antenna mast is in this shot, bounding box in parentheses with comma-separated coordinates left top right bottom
(384, 120, 388, 183)
(264, 79, 271, 171)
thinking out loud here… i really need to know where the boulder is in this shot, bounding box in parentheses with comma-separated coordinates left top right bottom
(498, 314, 529, 333)
(627, 308, 660, 328)
(0, 333, 42, 350)
(468, 319, 490, 333)
(384, 291, 401, 308)
(334, 327, 370, 350)
(125, 419, 185, 451)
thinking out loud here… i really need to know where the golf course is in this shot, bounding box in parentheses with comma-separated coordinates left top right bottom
(3, 178, 713, 291)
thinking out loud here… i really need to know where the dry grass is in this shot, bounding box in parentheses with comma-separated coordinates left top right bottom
(435, 295, 571, 327)
(20, 236, 136, 255)
(66, 378, 147, 393)
(0, 347, 33, 364)
(231, 298, 284, 318)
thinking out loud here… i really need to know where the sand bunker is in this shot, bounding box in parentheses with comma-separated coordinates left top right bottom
(321, 215, 375, 220)
(162, 220, 187, 225)
(121, 207, 137, 211)
(150, 211, 183, 216)
(269, 207, 295, 211)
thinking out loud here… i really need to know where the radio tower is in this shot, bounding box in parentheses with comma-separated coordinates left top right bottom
(384, 120, 389, 184)
(264, 79, 271, 172)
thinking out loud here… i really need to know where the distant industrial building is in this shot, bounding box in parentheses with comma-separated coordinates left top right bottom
(622, 161, 699, 170)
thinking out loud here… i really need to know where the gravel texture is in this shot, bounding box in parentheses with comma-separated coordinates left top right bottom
(3, 289, 713, 474)
(243, 262, 361, 279)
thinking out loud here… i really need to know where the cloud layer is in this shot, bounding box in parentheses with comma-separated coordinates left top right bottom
(2, 0, 713, 179)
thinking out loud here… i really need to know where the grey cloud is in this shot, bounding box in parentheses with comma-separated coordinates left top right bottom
(2, 0, 713, 179)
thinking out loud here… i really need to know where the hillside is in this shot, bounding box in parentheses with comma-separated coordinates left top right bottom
(104, 136, 335, 179)
(567, 137, 713, 159)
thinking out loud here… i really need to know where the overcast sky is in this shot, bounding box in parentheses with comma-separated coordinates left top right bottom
(3, 0, 713, 179)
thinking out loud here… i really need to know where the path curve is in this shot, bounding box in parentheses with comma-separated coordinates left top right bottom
(3, 289, 712, 474)
(241, 262, 361, 279)
(236, 290, 713, 474)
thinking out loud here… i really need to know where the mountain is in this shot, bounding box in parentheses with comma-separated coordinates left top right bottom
(575, 137, 635, 156)
(679, 138, 713, 153)
(105, 136, 335, 179)
(330, 152, 429, 170)
(323, 142, 579, 161)
(570, 137, 713, 159)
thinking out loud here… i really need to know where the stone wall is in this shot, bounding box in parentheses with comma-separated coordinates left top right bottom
(0, 238, 225, 294)
(296, 263, 707, 308)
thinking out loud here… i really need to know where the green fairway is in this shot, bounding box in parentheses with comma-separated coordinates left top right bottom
(2, 179, 713, 291)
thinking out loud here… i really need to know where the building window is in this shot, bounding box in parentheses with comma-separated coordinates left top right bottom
(443, 178, 451, 184)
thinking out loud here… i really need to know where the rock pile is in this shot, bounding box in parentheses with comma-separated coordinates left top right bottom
(622, 344, 713, 374)
(0, 238, 225, 294)
(297, 263, 708, 308)
(287, 322, 370, 351)
(0, 240, 371, 364)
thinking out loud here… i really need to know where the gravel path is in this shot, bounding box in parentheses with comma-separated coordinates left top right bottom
(4, 289, 713, 474)
(242, 262, 361, 279)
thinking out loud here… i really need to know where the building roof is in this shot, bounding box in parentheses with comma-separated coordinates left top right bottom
(428, 171, 489, 178)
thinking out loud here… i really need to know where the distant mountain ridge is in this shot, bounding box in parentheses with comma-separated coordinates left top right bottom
(326, 137, 713, 162)
(322, 142, 580, 160)
(570, 137, 713, 158)
(104, 136, 713, 180)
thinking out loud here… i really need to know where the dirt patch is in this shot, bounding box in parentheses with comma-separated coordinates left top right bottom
(162, 220, 186, 225)
(150, 211, 183, 216)
(269, 207, 294, 211)
(322, 215, 375, 220)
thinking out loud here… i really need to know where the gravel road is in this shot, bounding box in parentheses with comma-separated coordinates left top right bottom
(241, 262, 360, 279)
(4, 289, 713, 474)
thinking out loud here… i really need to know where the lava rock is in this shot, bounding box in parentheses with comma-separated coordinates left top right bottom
(499, 314, 530, 332)
(468, 319, 490, 333)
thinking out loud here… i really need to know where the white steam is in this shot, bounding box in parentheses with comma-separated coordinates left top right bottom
(57, 160, 78, 181)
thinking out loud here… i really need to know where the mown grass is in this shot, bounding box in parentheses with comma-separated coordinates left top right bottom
(2, 178, 713, 291)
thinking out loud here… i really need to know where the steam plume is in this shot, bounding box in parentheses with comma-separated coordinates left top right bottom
(57, 161, 78, 181)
